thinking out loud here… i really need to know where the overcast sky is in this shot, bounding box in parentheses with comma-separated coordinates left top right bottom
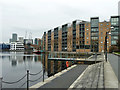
(0, 0, 120, 43)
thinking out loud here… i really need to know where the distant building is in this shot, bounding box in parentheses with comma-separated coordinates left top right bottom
(10, 42, 24, 51)
(0, 43, 10, 50)
(34, 38, 38, 45)
(34, 38, 41, 45)
(9, 39, 12, 43)
(18, 37, 24, 43)
(12, 33, 17, 42)
(33, 38, 43, 50)
(24, 39, 33, 45)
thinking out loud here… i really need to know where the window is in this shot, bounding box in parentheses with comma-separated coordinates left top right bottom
(101, 24, 103, 26)
(91, 33, 98, 36)
(113, 36, 118, 39)
(87, 29, 89, 30)
(87, 37, 89, 39)
(91, 37, 98, 40)
(76, 45, 79, 49)
(91, 18, 99, 27)
(101, 32, 103, 35)
(87, 33, 88, 35)
(101, 42, 103, 43)
(101, 37, 103, 39)
(111, 17, 119, 26)
(107, 23, 109, 25)
(107, 28, 109, 30)
(111, 41, 116, 45)
(87, 41, 89, 43)
(91, 28, 98, 32)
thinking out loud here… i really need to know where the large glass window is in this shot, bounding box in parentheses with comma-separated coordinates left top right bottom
(111, 17, 119, 26)
(91, 18, 99, 27)
(111, 31, 118, 35)
(111, 41, 117, 45)
(91, 37, 98, 40)
(91, 28, 98, 32)
(113, 36, 118, 39)
(91, 33, 98, 36)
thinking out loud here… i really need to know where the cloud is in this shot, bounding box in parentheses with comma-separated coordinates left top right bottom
(0, 0, 119, 42)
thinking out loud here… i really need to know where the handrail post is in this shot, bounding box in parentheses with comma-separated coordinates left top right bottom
(27, 70, 29, 90)
(0, 77, 2, 90)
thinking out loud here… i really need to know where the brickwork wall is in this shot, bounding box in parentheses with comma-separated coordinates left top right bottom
(85, 23, 91, 45)
(99, 22, 111, 52)
(67, 26, 73, 52)
(76, 24, 79, 46)
(58, 29, 62, 51)
(51, 32, 54, 52)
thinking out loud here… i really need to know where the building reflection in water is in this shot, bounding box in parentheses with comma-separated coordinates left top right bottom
(43, 53, 74, 77)
(5, 52, 74, 77)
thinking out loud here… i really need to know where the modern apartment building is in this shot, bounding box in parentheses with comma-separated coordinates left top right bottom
(110, 16, 120, 47)
(42, 16, 119, 52)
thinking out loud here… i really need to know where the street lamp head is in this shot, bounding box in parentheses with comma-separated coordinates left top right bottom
(108, 32, 111, 35)
(110, 26, 114, 29)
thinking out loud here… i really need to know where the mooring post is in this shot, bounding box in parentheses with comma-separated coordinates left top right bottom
(27, 70, 29, 90)
(0, 77, 2, 90)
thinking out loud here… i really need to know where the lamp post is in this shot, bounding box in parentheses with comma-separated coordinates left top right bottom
(105, 28, 112, 62)
(105, 32, 108, 62)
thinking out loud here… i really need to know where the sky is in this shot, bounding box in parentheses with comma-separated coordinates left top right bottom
(0, 0, 120, 43)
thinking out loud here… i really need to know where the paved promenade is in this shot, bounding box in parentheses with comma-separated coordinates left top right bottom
(38, 65, 87, 88)
(69, 54, 119, 89)
(69, 62, 104, 88)
(30, 53, 119, 89)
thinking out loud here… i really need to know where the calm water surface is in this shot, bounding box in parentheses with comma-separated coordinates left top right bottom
(0, 51, 73, 88)
(0, 52, 48, 88)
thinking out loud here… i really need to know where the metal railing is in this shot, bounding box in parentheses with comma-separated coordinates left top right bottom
(0, 68, 44, 90)
(0, 61, 73, 90)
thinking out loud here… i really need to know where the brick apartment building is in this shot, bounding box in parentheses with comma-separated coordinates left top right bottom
(42, 16, 120, 53)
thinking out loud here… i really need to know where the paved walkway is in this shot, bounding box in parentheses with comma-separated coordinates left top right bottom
(39, 65, 88, 88)
(69, 53, 119, 89)
(70, 62, 104, 88)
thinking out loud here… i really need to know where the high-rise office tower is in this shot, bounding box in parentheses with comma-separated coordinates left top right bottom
(12, 33, 17, 42)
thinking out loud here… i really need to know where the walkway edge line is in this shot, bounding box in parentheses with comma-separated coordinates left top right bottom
(30, 65, 77, 88)
(68, 64, 92, 89)
(88, 55, 93, 59)
(104, 61, 118, 88)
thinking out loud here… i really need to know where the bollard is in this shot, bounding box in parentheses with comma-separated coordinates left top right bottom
(0, 77, 2, 90)
(27, 70, 29, 90)
(43, 66, 44, 82)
